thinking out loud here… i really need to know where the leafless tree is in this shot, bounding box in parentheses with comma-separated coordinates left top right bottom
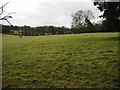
(0, 2, 13, 25)
(0, 2, 22, 37)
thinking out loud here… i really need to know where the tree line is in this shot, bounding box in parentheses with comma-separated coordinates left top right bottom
(2, 23, 105, 36)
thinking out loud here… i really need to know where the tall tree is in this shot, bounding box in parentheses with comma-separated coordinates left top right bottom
(71, 10, 94, 33)
(93, 0, 120, 32)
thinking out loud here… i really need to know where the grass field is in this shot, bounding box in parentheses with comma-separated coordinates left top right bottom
(2, 32, 119, 88)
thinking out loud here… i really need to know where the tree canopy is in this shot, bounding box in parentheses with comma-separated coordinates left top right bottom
(71, 10, 94, 33)
(93, 0, 120, 31)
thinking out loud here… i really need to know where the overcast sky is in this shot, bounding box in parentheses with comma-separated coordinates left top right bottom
(0, 0, 102, 28)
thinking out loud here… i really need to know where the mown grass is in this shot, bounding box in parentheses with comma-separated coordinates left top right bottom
(2, 32, 119, 88)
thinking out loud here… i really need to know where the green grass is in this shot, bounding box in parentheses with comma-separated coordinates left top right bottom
(2, 32, 119, 88)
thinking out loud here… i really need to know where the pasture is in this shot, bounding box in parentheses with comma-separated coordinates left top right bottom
(2, 32, 119, 88)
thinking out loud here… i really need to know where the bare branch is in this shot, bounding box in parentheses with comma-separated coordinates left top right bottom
(0, 2, 15, 26)
(0, 12, 15, 20)
(0, 2, 9, 9)
(0, 2, 9, 16)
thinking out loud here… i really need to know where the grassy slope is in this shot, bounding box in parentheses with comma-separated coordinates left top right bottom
(2, 32, 119, 88)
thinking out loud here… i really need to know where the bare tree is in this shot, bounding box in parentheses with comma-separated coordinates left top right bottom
(0, 2, 13, 25)
(0, 2, 22, 37)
